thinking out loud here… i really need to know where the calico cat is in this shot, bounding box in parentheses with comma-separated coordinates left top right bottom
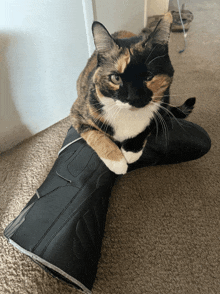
(70, 12, 195, 175)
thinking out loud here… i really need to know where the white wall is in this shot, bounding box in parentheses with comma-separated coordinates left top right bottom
(147, 0, 169, 17)
(0, 0, 169, 153)
(93, 0, 169, 34)
(0, 0, 90, 152)
(93, 0, 145, 34)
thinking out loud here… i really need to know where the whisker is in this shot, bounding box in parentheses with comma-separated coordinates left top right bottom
(102, 103, 122, 133)
(153, 102, 186, 131)
(152, 94, 193, 106)
(154, 111, 165, 143)
(90, 103, 118, 131)
(146, 43, 161, 63)
(160, 101, 190, 118)
(113, 107, 121, 127)
(152, 113, 159, 141)
(101, 104, 117, 131)
(104, 106, 115, 132)
(90, 104, 106, 120)
(147, 53, 168, 66)
(152, 99, 186, 110)
(152, 94, 183, 99)
(161, 102, 192, 120)
(154, 110, 169, 148)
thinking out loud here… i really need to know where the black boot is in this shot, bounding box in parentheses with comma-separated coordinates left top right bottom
(4, 120, 211, 293)
(129, 118, 211, 171)
(4, 127, 117, 293)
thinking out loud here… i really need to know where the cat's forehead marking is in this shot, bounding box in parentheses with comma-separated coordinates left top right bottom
(115, 48, 130, 74)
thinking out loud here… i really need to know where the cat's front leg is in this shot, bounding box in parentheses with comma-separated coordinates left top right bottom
(121, 135, 147, 164)
(81, 129, 128, 175)
(121, 147, 145, 164)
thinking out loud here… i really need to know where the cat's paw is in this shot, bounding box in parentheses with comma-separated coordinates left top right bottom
(121, 148, 143, 164)
(101, 157, 128, 175)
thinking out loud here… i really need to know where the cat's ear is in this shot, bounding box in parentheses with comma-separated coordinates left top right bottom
(92, 21, 118, 53)
(148, 12, 173, 45)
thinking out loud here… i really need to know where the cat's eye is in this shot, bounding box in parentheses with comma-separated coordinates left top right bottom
(146, 73, 154, 81)
(110, 74, 122, 85)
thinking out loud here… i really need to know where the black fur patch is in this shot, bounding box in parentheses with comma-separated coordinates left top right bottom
(122, 126, 152, 152)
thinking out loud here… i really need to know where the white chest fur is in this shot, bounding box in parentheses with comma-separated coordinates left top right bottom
(102, 98, 159, 142)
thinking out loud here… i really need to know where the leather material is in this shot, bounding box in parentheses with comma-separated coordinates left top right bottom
(129, 119, 211, 171)
(4, 128, 116, 292)
(4, 120, 211, 292)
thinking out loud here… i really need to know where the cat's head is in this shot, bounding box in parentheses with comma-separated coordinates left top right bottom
(92, 12, 174, 109)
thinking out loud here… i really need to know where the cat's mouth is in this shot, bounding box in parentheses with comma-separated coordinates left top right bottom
(115, 99, 151, 110)
(129, 99, 152, 109)
(115, 100, 132, 109)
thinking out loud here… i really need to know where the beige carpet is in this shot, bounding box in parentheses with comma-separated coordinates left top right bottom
(1, 1, 220, 293)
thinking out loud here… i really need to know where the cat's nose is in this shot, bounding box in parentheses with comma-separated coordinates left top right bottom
(127, 88, 141, 101)
(126, 94, 152, 108)
(127, 91, 151, 103)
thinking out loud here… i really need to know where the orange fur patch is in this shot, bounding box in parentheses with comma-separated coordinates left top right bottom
(89, 105, 104, 123)
(81, 130, 124, 161)
(146, 74, 172, 101)
(109, 83, 120, 91)
(93, 67, 101, 84)
(95, 85, 105, 100)
(116, 48, 130, 74)
(114, 31, 136, 39)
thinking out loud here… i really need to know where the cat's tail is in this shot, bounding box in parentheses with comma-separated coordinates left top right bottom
(169, 97, 196, 119)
